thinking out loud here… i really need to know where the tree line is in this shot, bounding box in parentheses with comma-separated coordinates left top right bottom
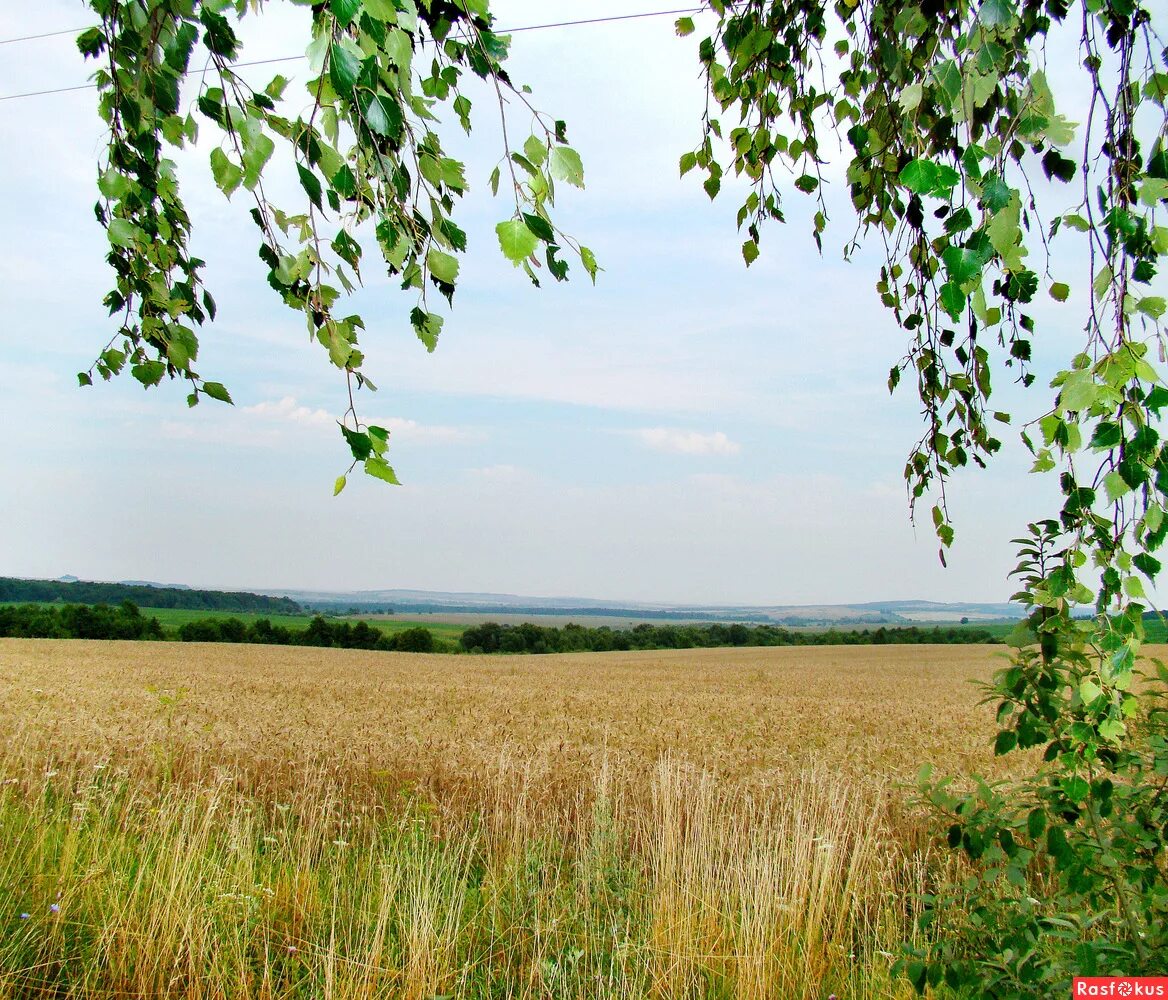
(0, 602, 436, 651)
(0, 602, 1001, 652)
(459, 620, 1000, 654)
(0, 577, 303, 614)
(0, 601, 163, 640)
(176, 616, 437, 652)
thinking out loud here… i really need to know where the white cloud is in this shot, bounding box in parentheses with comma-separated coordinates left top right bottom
(373, 417, 486, 445)
(244, 396, 334, 427)
(632, 428, 741, 456)
(242, 396, 483, 444)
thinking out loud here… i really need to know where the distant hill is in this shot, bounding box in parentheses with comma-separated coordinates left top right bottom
(254, 587, 1024, 626)
(851, 599, 1023, 622)
(5, 577, 1024, 628)
(0, 578, 303, 615)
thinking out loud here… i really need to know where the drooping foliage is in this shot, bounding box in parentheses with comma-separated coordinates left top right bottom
(77, 0, 595, 490)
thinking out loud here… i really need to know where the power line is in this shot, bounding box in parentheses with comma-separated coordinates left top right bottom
(501, 8, 703, 34)
(0, 7, 707, 102)
(0, 26, 89, 45)
(0, 82, 94, 100)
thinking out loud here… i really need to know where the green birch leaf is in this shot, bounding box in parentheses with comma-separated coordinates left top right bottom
(364, 456, 401, 485)
(942, 246, 982, 285)
(900, 159, 939, 194)
(341, 425, 373, 461)
(1099, 718, 1126, 741)
(202, 381, 233, 404)
(940, 281, 966, 319)
(107, 218, 140, 248)
(410, 307, 443, 352)
(1060, 373, 1097, 412)
(297, 164, 323, 209)
(1094, 266, 1114, 300)
(523, 135, 547, 166)
(1104, 471, 1130, 502)
(579, 245, 599, 284)
(98, 168, 130, 201)
(978, 0, 1016, 29)
(981, 173, 1012, 212)
(944, 207, 974, 235)
(367, 425, 389, 456)
(899, 83, 923, 112)
(932, 60, 962, 107)
(210, 147, 244, 196)
(426, 248, 459, 284)
(933, 164, 960, 192)
(987, 195, 1027, 271)
(363, 0, 398, 18)
(549, 146, 585, 188)
(1137, 296, 1166, 319)
(383, 27, 412, 73)
(131, 361, 166, 386)
(361, 91, 403, 140)
(522, 212, 556, 243)
(332, 164, 357, 199)
(496, 218, 539, 263)
(264, 74, 289, 100)
(305, 29, 329, 73)
(329, 41, 363, 99)
(241, 130, 274, 190)
(331, 0, 361, 27)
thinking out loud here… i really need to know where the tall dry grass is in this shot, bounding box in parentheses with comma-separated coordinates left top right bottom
(0, 638, 1028, 998)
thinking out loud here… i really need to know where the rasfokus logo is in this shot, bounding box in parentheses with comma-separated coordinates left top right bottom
(1074, 979, 1168, 997)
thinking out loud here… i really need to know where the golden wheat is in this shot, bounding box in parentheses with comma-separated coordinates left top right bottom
(0, 638, 1070, 999)
(0, 640, 1014, 800)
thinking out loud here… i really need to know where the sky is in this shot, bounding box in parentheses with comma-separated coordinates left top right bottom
(0, 1, 1105, 605)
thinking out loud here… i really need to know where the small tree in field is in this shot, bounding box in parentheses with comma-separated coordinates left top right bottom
(66, 0, 1168, 990)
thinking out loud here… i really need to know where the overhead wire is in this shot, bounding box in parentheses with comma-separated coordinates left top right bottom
(0, 26, 88, 45)
(0, 6, 709, 102)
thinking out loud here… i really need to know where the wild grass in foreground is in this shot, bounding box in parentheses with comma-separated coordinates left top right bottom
(0, 756, 928, 1000)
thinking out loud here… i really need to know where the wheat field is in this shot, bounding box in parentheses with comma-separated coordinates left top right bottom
(0, 639, 1036, 999)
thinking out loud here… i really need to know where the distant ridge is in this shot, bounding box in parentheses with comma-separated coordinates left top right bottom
(0, 577, 302, 616)
(5, 576, 1025, 628)
(253, 587, 1024, 626)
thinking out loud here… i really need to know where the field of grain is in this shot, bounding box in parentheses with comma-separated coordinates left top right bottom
(0, 639, 1031, 999)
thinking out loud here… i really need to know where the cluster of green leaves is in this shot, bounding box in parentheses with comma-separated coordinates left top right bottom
(902, 522, 1168, 992)
(683, 0, 1168, 991)
(78, 0, 595, 485)
(683, 0, 1165, 557)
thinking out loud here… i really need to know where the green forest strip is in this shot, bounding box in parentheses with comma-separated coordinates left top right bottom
(0, 577, 302, 614)
(0, 602, 1002, 654)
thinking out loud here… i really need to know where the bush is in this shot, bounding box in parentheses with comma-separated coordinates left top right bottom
(178, 619, 223, 643)
(389, 627, 435, 653)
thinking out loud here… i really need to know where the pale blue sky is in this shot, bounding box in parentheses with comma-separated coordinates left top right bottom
(0, 1, 1098, 603)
